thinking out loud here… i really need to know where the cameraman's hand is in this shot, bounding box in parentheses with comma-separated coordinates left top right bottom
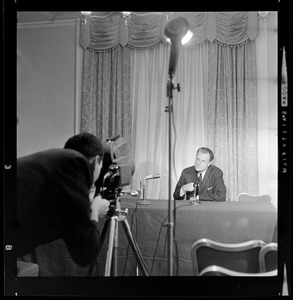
(90, 196, 110, 222)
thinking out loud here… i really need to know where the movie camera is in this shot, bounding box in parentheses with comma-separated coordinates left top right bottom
(95, 136, 135, 201)
(89, 136, 149, 276)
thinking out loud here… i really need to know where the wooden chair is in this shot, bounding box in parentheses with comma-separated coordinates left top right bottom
(199, 265, 277, 276)
(190, 238, 266, 276)
(237, 193, 272, 203)
(259, 242, 278, 272)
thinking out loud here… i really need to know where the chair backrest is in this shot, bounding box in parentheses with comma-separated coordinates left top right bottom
(237, 193, 272, 203)
(190, 238, 266, 276)
(259, 242, 278, 272)
(199, 265, 278, 276)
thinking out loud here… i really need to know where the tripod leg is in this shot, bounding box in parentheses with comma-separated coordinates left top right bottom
(97, 217, 111, 256)
(112, 218, 119, 276)
(120, 217, 149, 276)
(87, 216, 110, 276)
(104, 216, 117, 276)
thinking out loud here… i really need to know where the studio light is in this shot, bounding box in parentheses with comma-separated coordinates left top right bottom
(181, 30, 193, 45)
(164, 16, 193, 76)
(164, 16, 193, 46)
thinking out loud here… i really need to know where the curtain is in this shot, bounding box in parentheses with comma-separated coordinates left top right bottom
(130, 42, 208, 199)
(207, 40, 259, 201)
(80, 46, 132, 142)
(79, 11, 260, 201)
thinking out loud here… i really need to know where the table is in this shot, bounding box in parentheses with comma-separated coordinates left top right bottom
(21, 197, 277, 276)
(94, 197, 277, 276)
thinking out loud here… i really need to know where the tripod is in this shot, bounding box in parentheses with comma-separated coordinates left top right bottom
(92, 192, 149, 276)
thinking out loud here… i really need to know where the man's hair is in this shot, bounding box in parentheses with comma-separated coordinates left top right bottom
(64, 132, 104, 161)
(197, 147, 214, 162)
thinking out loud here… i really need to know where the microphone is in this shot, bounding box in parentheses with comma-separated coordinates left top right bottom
(194, 183, 199, 197)
(193, 183, 200, 203)
(144, 173, 160, 180)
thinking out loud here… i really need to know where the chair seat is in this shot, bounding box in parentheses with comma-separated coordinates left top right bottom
(17, 261, 39, 277)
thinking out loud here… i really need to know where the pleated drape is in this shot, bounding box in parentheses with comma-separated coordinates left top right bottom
(80, 12, 259, 200)
(207, 41, 259, 200)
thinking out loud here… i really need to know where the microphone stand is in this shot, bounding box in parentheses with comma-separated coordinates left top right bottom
(137, 178, 151, 205)
(137, 174, 160, 205)
(165, 74, 180, 276)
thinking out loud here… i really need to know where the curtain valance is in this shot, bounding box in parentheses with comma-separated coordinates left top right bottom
(79, 11, 259, 51)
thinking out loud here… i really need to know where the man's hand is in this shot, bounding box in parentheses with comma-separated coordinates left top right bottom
(180, 182, 195, 196)
(90, 196, 110, 222)
(89, 185, 96, 201)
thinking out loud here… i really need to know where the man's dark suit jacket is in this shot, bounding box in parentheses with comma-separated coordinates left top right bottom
(16, 148, 100, 267)
(173, 165, 226, 201)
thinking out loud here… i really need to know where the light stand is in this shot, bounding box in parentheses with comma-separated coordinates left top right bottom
(165, 75, 180, 276)
(164, 16, 193, 276)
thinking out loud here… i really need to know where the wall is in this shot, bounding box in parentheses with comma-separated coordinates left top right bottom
(17, 19, 82, 157)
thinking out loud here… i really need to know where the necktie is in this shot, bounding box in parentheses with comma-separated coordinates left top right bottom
(198, 172, 202, 182)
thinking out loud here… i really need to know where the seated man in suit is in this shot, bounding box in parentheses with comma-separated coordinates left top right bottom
(173, 147, 226, 201)
(17, 132, 110, 267)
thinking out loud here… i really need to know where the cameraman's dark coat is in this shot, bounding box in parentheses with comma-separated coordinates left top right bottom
(16, 148, 100, 266)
